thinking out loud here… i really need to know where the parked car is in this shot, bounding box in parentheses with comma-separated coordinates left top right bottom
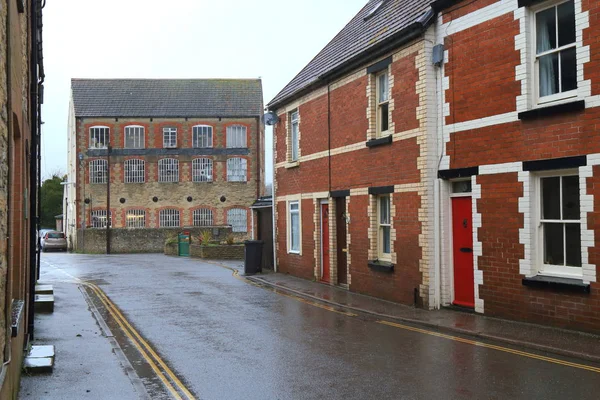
(37, 228, 53, 251)
(41, 231, 67, 252)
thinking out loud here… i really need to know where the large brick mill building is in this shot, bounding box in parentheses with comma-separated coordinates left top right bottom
(65, 79, 265, 252)
(269, 0, 600, 333)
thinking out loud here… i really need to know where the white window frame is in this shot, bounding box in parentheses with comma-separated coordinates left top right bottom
(124, 125, 145, 149)
(377, 195, 392, 262)
(531, 0, 578, 106)
(375, 69, 390, 137)
(192, 125, 213, 148)
(227, 157, 247, 182)
(89, 126, 109, 149)
(163, 127, 177, 148)
(287, 200, 301, 254)
(192, 158, 213, 182)
(126, 209, 146, 228)
(91, 210, 111, 228)
(289, 110, 299, 162)
(227, 208, 247, 233)
(534, 169, 582, 278)
(159, 209, 180, 228)
(158, 158, 179, 183)
(124, 159, 145, 183)
(89, 159, 108, 184)
(193, 208, 213, 227)
(226, 125, 247, 148)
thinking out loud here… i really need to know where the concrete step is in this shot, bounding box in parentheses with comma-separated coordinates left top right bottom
(34, 294, 54, 313)
(35, 285, 54, 295)
(24, 345, 55, 374)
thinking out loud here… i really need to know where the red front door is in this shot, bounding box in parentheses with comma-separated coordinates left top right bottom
(321, 204, 330, 283)
(452, 197, 475, 308)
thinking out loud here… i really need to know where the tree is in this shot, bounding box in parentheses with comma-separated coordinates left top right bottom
(40, 174, 65, 229)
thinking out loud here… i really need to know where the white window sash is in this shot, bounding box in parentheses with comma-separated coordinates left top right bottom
(193, 126, 213, 148)
(193, 158, 213, 182)
(125, 126, 145, 149)
(288, 201, 300, 253)
(227, 125, 247, 148)
(290, 111, 299, 162)
(163, 127, 177, 148)
(90, 127, 109, 149)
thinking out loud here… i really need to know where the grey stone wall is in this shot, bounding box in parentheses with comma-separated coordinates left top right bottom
(77, 226, 233, 254)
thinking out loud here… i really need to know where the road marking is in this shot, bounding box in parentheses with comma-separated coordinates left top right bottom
(83, 282, 196, 400)
(377, 320, 600, 374)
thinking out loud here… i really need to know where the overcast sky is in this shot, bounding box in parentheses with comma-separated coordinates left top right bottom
(41, 0, 368, 183)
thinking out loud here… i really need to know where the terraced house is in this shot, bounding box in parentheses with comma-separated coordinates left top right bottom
(270, 0, 600, 333)
(65, 79, 265, 253)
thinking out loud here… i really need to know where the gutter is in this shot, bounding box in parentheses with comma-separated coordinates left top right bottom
(431, 0, 462, 13)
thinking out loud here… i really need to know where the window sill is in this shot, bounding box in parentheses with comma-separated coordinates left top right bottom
(368, 260, 394, 273)
(366, 135, 392, 148)
(285, 161, 300, 169)
(522, 275, 590, 294)
(288, 251, 301, 255)
(518, 100, 585, 121)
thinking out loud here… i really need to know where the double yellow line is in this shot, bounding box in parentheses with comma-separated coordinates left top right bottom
(83, 282, 196, 400)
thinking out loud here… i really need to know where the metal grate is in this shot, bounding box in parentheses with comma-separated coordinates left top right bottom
(126, 209, 146, 228)
(192, 158, 213, 182)
(192, 125, 213, 148)
(227, 208, 247, 232)
(91, 210, 111, 228)
(124, 126, 145, 149)
(89, 159, 108, 184)
(227, 157, 247, 182)
(159, 209, 180, 227)
(90, 126, 109, 149)
(124, 159, 145, 183)
(158, 158, 179, 183)
(163, 127, 177, 148)
(193, 208, 213, 227)
(226, 125, 247, 148)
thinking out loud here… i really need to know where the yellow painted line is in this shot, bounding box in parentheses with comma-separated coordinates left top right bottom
(378, 320, 600, 374)
(84, 282, 196, 400)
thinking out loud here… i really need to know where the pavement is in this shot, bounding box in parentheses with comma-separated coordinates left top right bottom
(246, 271, 600, 364)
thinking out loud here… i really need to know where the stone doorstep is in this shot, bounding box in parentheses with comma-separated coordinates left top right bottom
(24, 345, 55, 374)
(35, 285, 54, 295)
(34, 294, 54, 313)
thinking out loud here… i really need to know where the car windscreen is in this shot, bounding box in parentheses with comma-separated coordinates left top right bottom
(47, 232, 64, 239)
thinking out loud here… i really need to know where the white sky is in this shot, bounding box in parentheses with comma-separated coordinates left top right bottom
(41, 0, 368, 183)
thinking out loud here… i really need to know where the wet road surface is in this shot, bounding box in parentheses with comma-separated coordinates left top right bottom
(28, 253, 600, 399)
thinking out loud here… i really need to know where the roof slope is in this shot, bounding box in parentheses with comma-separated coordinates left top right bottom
(71, 79, 263, 118)
(268, 0, 432, 108)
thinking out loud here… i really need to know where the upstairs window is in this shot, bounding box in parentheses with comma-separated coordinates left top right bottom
(193, 125, 213, 148)
(192, 158, 213, 182)
(535, 0, 576, 103)
(290, 110, 299, 162)
(90, 126, 109, 149)
(158, 158, 179, 183)
(376, 70, 389, 136)
(159, 209, 180, 228)
(227, 208, 247, 233)
(226, 125, 247, 148)
(124, 159, 145, 183)
(125, 126, 145, 149)
(227, 157, 247, 182)
(163, 127, 177, 148)
(89, 159, 107, 184)
(193, 208, 213, 227)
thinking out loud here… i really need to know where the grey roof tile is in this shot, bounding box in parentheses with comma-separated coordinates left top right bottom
(268, 0, 433, 108)
(72, 79, 263, 118)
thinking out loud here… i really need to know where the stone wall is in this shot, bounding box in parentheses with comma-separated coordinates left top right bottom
(77, 226, 233, 254)
(190, 244, 244, 260)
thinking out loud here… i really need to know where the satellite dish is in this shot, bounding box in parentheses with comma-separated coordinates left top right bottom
(262, 111, 279, 126)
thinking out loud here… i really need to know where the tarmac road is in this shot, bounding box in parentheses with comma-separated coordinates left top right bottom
(20, 253, 600, 399)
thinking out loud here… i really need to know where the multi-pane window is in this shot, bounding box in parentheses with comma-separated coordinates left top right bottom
(378, 195, 391, 260)
(91, 210, 111, 228)
(192, 125, 213, 148)
(124, 126, 145, 149)
(192, 158, 213, 182)
(376, 71, 389, 135)
(227, 157, 247, 182)
(126, 209, 146, 228)
(540, 174, 581, 275)
(158, 158, 179, 183)
(90, 126, 109, 149)
(124, 159, 145, 183)
(163, 127, 177, 148)
(159, 209, 180, 228)
(193, 209, 213, 227)
(290, 110, 299, 162)
(89, 159, 108, 184)
(535, 0, 576, 101)
(288, 201, 300, 253)
(227, 208, 247, 233)
(226, 125, 247, 148)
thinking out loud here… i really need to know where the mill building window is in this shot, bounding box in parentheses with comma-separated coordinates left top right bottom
(163, 127, 177, 148)
(89, 159, 108, 184)
(193, 125, 213, 148)
(90, 126, 109, 149)
(159, 209, 180, 228)
(91, 210, 111, 228)
(227, 157, 247, 182)
(158, 158, 179, 183)
(126, 209, 146, 228)
(226, 125, 247, 148)
(227, 208, 247, 233)
(193, 209, 213, 227)
(124, 126, 145, 149)
(124, 159, 145, 183)
(192, 158, 213, 182)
